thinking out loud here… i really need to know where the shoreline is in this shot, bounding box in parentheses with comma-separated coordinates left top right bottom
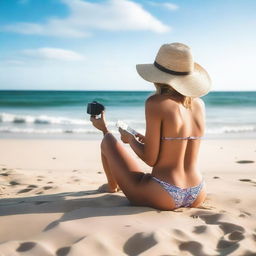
(1, 131, 256, 141)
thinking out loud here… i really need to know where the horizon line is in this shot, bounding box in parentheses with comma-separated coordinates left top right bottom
(0, 89, 256, 92)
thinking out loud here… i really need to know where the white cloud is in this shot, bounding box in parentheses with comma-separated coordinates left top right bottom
(22, 48, 85, 61)
(149, 1, 179, 11)
(162, 3, 179, 11)
(2, 0, 170, 37)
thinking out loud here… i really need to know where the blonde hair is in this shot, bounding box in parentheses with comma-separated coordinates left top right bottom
(154, 83, 193, 109)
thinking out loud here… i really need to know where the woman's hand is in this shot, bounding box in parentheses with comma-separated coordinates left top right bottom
(135, 132, 145, 143)
(90, 111, 108, 133)
(118, 127, 134, 144)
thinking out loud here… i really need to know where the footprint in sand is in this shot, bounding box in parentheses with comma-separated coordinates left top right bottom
(240, 210, 251, 217)
(56, 246, 71, 256)
(123, 232, 157, 256)
(192, 212, 245, 255)
(239, 178, 252, 182)
(28, 185, 38, 188)
(43, 186, 52, 190)
(216, 239, 239, 252)
(47, 181, 53, 184)
(197, 213, 223, 224)
(9, 181, 20, 185)
(236, 160, 254, 164)
(179, 241, 208, 256)
(0, 173, 9, 176)
(16, 242, 36, 252)
(192, 212, 245, 234)
(172, 229, 187, 238)
(228, 231, 245, 241)
(212, 220, 244, 235)
(18, 188, 33, 194)
(193, 225, 207, 234)
(217, 233, 245, 255)
(239, 179, 256, 186)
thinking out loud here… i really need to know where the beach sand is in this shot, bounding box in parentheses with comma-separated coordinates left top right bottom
(0, 138, 256, 255)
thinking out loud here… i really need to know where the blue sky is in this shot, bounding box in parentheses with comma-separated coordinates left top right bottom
(0, 0, 255, 91)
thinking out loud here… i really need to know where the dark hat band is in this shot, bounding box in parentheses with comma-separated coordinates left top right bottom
(154, 61, 190, 76)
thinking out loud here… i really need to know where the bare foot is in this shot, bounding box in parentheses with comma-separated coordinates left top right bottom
(98, 183, 120, 193)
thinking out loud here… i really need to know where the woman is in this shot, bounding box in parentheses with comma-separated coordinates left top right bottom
(90, 43, 211, 210)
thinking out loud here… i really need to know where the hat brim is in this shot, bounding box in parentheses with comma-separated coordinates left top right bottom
(136, 62, 211, 97)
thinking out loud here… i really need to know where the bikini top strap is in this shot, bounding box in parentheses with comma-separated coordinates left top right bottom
(187, 136, 203, 140)
(161, 136, 204, 140)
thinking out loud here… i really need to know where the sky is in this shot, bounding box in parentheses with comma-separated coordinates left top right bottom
(0, 0, 255, 91)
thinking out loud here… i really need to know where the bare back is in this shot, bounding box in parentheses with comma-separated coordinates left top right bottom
(150, 94, 205, 188)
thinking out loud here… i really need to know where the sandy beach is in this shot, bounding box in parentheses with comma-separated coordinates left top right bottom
(0, 138, 255, 255)
(1, 0, 256, 254)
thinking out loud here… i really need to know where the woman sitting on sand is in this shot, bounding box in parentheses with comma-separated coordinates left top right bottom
(90, 43, 211, 210)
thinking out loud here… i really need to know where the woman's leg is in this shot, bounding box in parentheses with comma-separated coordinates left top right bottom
(190, 186, 207, 208)
(100, 132, 176, 210)
(101, 133, 145, 196)
(100, 152, 119, 192)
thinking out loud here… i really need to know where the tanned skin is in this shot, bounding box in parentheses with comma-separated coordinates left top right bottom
(90, 91, 206, 210)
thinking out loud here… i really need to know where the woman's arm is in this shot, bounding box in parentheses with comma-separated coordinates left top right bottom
(128, 95, 161, 167)
(128, 136, 144, 160)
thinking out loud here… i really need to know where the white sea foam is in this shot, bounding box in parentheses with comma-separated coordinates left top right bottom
(0, 112, 129, 127)
(0, 125, 255, 135)
(0, 112, 256, 136)
(0, 126, 119, 135)
(0, 112, 91, 125)
(206, 125, 256, 134)
(0, 127, 64, 134)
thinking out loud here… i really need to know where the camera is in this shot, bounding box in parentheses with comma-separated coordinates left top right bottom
(87, 101, 105, 116)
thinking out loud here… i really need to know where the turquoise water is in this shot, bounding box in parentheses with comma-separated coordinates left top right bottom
(0, 90, 255, 139)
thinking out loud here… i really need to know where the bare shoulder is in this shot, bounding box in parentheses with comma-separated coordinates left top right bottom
(192, 98, 205, 111)
(145, 94, 163, 110)
(146, 93, 178, 107)
(146, 94, 177, 107)
(145, 94, 168, 117)
(192, 98, 206, 120)
(145, 94, 162, 104)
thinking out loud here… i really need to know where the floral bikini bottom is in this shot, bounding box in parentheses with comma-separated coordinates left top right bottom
(152, 177, 205, 208)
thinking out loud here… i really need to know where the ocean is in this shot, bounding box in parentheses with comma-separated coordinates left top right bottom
(0, 90, 255, 140)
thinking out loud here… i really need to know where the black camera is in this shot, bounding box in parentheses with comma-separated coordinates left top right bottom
(87, 101, 105, 116)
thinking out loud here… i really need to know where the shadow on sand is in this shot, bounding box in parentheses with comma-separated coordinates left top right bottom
(0, 190, 154, 224)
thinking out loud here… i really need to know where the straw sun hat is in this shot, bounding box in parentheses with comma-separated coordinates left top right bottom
(136, 43, 211, 97)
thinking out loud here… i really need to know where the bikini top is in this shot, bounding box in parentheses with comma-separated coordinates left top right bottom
(161, 136, 203, 140)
